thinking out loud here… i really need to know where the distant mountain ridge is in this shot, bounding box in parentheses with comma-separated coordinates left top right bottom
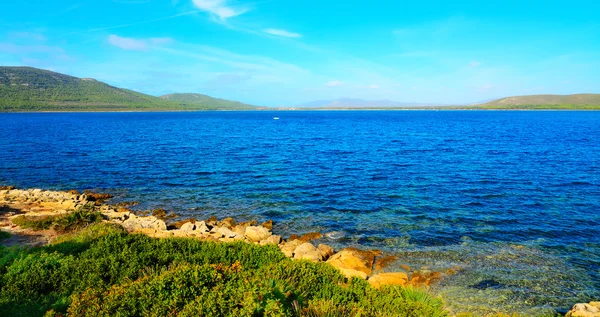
(482, 94, 600, 106)
(159, 93, 257, 110)
(298, 98, 440, 108)
(0, 67, 256, 111)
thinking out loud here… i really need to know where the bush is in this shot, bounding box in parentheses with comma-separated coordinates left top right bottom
(0, 230, 9, 241)
(0, 223, 448, 317)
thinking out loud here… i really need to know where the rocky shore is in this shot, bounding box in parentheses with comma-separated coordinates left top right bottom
(0, 187, 597, 315)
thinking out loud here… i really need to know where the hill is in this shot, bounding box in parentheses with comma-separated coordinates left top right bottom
(0, 67, 257, 111)
(298, 98, 439, 108)
(159, 93, 257, 110)
(478, 94, 600, 109)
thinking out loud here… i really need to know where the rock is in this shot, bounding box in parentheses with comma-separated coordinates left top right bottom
(180, 222, 196, 233)
(301, 250, 323, 262)
(368, 272, 409, 288)
(326, 248, 379, 277)
(219, 217, 237, 228)
(374, 255, 399, 272)
(325, 231, 346, 240)
(122, 215, 167, 231)
(279, 239, 302, 258)
(206, 216, 218, 227)
(232, 225, 246, 236)
(337, 268, 368, 279)
(317, 244, 335, 259)
(567, 302, 600, 317)
(293, 242, 317, 259)
(244, 226, 271, 242)
(299, 232, 323, 242)
(261, 219, 273, 230)
(196, 221, 210, 233)
(216, 226, 238, 238)
(259, 235, 282, 245)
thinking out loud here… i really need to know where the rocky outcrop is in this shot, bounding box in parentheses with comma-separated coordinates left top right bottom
(245, 226, 271, 242)
(567, 302, 600, 317)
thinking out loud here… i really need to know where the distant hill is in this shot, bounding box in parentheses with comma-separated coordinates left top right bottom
(159, 93, 257, 110)
(298, 98, 439, 108)
(0, 67, 257, 111)
(479, 94, 600, 109)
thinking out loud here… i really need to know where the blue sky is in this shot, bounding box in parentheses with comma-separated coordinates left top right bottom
(1, 0, 599, 106)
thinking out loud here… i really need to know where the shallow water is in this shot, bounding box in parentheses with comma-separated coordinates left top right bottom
(1, 110, 599, 314)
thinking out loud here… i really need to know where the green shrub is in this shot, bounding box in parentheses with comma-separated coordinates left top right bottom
(0, 230, 9, 241)
(0, 223, 448, 317)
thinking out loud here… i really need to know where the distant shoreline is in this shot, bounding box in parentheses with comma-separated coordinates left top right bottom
(1, 108, 600, 113)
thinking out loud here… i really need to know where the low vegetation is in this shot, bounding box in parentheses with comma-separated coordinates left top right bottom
(11, 204, 101, 233)
(0, 230, 9, 241)
(0, 223, 447, 317)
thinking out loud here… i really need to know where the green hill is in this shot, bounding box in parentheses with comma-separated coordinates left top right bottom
(478, 94, 600, 109)
(159, 93, 257, 110)
(0, 67, 257, 111)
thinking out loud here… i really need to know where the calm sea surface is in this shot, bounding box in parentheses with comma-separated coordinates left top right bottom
(1, 111, 599, 314)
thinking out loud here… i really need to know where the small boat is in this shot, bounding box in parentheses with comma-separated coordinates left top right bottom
(273, 117, 280, 120)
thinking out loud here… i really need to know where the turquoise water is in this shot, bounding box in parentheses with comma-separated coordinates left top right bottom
(1, 111, 599, 314)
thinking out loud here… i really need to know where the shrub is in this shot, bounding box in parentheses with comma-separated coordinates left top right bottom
(0, 230, 9, 241)
(0, 223, 448, 317)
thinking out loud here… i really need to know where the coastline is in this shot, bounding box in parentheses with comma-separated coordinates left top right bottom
(1, 187, 597, 317)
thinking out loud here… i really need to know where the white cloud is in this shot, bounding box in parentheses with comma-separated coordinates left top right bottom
(368, 84, 380, 89)
(325, 80, 344, 87)
(192, 0, 246, 20)
(469, 61, 481, 67)
(263, 28, 302, 38)
(108, 35, 174, 51)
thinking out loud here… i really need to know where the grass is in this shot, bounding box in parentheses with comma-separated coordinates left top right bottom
(0, 223, 447, 317)
(11, 204, 101, 233)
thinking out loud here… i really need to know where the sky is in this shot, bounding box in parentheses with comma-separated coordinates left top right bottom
(1, 0, 599, 107)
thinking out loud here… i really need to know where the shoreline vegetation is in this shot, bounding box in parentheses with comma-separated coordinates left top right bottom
(1, 66, 599, 112)
(0, 187, 596, 316)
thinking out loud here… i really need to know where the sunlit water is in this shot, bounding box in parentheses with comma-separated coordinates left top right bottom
(1, 111, 599, 315)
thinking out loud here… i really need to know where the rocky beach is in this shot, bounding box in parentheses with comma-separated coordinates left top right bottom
(0, 187, 597, 316)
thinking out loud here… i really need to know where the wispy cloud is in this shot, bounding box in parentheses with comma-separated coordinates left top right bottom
(263, 28, 302, 38)
(325, 80, 344, 87)
(107, 35, 173, 51)
(68, 11, 198, 35)
(368, 84, 380, 89)
(192, 0, 247, 20)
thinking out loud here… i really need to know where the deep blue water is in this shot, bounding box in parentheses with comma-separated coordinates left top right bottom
(1, 111, 599, 314)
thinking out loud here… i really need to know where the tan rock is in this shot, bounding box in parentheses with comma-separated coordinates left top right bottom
(196, 221, 210, 233)
(180, 222, 196, 233)
(216, 226, 238, 238)
(326, 248, 379, 277)
(300, 251, 323, 262)
(299, 232, 323, 242)
(232, 225, 246, 236)
(567, 302, 600, 317)
(259, 235, 281, 245)
(219, 217, 237, 228)
(293, 242, 317, 259)
(317, 244, 335, 259)
(368, 272, 409, 289)
(244, 226, 271, 242)
(279, 239, 302, 258)
(261, 220, 273, 230)
(336, 268, 368, 280)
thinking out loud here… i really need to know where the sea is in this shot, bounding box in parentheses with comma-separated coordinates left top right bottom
(1, 110, 599, 315)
